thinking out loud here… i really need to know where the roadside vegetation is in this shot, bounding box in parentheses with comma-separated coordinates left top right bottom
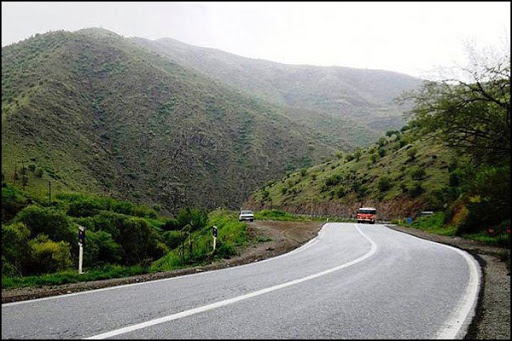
(248, 44, 510, 247)
(2, 36, 509, 291)
(1, 186, 253, 289)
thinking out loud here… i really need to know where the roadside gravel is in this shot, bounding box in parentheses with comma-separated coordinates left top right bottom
(2, 221, 510, 340)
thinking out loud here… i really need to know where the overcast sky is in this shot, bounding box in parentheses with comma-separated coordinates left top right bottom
(2, 1, 510, 79)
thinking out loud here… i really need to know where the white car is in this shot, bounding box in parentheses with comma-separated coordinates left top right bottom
(238, 210, 254, 222)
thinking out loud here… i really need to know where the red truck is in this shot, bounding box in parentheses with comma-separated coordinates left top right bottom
(356, 207, 377, 224)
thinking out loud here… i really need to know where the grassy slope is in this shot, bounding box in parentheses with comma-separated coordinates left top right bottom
(2, 29, 341, 213)
(131, 36, 424, 146)
(246, 128, 465, 220)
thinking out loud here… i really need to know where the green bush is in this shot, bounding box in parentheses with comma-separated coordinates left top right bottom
(83, 230, 123, 267)
(26, 235, 72, 275)
(1, 185, 30, 223)
(161, 217, 180, 231)
(176, 208, 209, 232)
(215, 242, 236, 258)
(325, 174, 342, 187)
(456, 166, 510, 235)
(1, 222, 31, 276)
(116, 217, 165, 265)
(163, 230, 182, 249)
(336, 186, 347, 198)
(411, 167, 426, 180)
(111, 200, 135, 215)
(67, 198, 104, 217)
(408, 183, 425, 198)
(378, 177, 392, 192)
(14, 206, 75, 245)
(256, 209, 295, 221)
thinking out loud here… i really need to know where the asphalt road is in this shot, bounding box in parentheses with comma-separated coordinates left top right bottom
(1, 223, 481, 339)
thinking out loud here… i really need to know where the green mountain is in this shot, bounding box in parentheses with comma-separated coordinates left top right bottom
(1, 29, 340, 213)
(244, 126, 465, 221)
(131, 37, 424, 141)
(2, 28, 423, 214)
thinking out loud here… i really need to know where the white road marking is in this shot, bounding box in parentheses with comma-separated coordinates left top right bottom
(432, 243, 481, 339)
(3, 224, 324, 307)
(86, 224, 377, 339)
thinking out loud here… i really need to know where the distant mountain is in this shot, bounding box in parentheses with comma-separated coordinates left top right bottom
(1, 28, 423, 214)
(131, 36, 424, 139)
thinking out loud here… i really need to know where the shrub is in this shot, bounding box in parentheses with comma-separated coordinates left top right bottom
(163, 230, 182, 249)
(34, 168, 44, 178)
(378, 177, 392, 192)
(83, 230, 123, 267)
(256, 209, 295, 221)
(2, 185, 30, 223)
(112, 200, 134, 215)
(378, 147, 386, 157)
(409, 183, 425, 198)
(411, 167, 426, 180)
(161, 217, 180, 231)
(325, 174, 342, 187)
(336, 186, 346, 198)
(26, 235, 72, 275)
(116, 217, 164, 265)
(176, 208, 208, 232)
(67, 199, 104, 217)
(406, 147, 418, 161)
(14, 206, 75, 245)
(1, 222, 31, 276)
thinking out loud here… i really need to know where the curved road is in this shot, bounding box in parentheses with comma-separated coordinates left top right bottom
(2, 223, 480, 339)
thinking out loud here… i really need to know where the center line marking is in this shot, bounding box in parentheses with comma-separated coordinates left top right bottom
(87, 224, 376, 339)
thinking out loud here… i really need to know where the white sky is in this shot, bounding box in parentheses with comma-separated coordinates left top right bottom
(2, 1, 510, 79)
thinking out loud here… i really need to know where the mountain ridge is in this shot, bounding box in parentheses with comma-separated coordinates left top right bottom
(131, 35, 423, 135)
(2, 28, 423, 213)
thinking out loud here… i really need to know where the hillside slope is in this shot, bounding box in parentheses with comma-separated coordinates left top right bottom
(245, 126, 464, 220)
(1, 28, 340, 213)
(131, 36, 424, 143)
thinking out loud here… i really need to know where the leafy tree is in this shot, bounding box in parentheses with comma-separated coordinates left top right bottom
(116, 217, 164, 265)
(112, 200, 135, 215)
(67, 198, 104, 217)
(397, 44, 510, 233)
(456, 165, 511, 234)
(398, 48, 510, 167)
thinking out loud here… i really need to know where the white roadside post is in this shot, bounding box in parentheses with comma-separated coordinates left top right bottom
(212, 226, 217, 251)
(78, 225, 85, 274)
